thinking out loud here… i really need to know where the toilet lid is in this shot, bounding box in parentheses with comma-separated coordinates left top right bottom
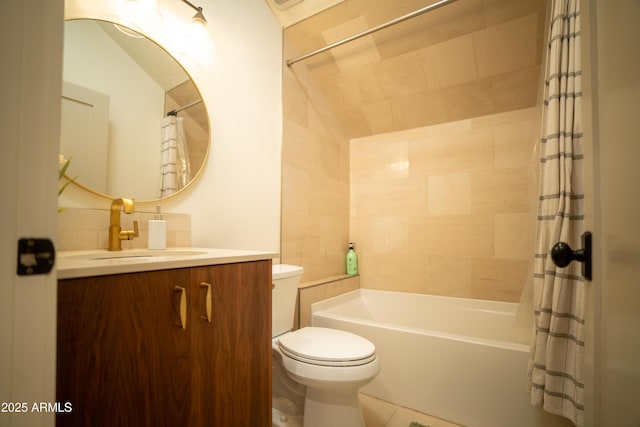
(278, 327, 376, 367)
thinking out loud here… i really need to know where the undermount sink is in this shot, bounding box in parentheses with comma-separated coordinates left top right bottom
(62, 249, 209, 261)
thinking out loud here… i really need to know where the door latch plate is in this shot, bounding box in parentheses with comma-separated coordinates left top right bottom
(17, 238, 56, 276)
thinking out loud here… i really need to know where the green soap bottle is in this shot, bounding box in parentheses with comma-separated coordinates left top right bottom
(346, 242, 358, 275)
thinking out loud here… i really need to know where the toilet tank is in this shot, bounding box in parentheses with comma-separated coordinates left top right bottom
(272, 264, 304, 337)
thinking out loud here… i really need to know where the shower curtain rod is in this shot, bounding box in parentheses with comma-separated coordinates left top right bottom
(167, 99, 202, 116)
(285, 0, 459, 67)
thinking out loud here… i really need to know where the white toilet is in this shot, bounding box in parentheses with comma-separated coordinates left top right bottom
(271, 264, 380, 427)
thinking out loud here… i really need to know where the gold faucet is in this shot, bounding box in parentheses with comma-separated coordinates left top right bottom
(108, 198, 139, 251)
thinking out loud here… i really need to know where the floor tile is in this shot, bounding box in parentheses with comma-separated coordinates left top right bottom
(359, 393, 463, 427)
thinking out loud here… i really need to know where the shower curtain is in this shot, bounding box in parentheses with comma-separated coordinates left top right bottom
(528, 1, 584, 426)
(159, 115, 192, 197)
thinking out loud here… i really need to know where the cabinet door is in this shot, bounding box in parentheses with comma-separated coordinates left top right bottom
(190, 260, 272, 427)
(57, 269, 191, 427)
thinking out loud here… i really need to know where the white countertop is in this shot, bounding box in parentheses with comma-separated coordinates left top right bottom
(57, 247, 278, 279)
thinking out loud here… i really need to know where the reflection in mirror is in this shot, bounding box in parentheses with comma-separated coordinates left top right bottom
(60, 19, 209, 201)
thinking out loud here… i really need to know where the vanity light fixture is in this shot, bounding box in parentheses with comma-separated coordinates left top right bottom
(181, 0, 207, 26)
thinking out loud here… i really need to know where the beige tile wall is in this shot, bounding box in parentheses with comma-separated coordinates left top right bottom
(281, 37, 352, 282)
(350, 107, 539, 302)
(284, 0, 548, 138)
(282, 1, 547, 301)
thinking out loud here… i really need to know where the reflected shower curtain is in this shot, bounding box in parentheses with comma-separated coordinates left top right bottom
(175, 116, 192, 189)
(528, 1, 584, 426)
(159, 115, 191, 197)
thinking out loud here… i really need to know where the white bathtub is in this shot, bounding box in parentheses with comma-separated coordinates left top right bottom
(311, 289, 565, 427)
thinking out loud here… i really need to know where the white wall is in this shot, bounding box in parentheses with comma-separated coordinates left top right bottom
(62, 0, 283, 253)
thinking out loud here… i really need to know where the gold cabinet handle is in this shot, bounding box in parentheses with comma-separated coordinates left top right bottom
(200, 282, 212, 323)
(174, 286, 187, 329)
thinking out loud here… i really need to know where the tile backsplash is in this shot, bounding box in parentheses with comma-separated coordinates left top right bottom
(57, 208, 191, 251)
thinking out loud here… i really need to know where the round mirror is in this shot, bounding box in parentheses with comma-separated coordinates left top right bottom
(60, 19, 210, 201)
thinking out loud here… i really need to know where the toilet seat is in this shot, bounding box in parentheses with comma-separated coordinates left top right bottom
(278, 327, 376, 367)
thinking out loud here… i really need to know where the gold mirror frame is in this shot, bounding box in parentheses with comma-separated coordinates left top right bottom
(61, 18, 210, 202)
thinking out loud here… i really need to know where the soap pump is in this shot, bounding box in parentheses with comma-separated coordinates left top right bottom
(148, 206, 166, 250)
(346, 242, 358, 275)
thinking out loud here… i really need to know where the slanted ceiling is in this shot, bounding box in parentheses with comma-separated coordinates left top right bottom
(283, 0, 548, 138)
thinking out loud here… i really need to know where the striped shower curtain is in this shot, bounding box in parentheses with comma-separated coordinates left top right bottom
(528, 1, 584, 426)
(160, 115, 178, 198)
(159, 115, 191, 197)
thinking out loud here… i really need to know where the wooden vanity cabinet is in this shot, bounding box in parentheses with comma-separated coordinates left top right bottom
(57, 260, 271, 427)
(189, 262, 272, 426)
